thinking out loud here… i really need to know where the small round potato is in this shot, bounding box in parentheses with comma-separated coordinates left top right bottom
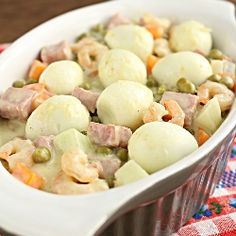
(105, 25, 154, 61)
(97, 80, 153, 129)
(98, 49, 147, 87)
(26, 95, 90, 140)
(170, 20, 212, 55)
(128, 122, 198, 173)
(39, 60, 83, 94)
(152, 51, 212, 89)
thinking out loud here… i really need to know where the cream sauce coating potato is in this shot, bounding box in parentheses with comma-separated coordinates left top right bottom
(39, 60, 83, 94)
(128, 122, 198, 173)
(105, 25, 154, 61)
(53, 128, 93, 155)
(170, 20, 212, 55)
(97, 80, 153, 130)
(25, 95, 90, 140)
(0, 119, 25, 146)
(98, 49, 147, 87)
(152, 51, 212, 89)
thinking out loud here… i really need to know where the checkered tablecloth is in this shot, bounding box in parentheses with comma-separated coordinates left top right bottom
(174, 139, 236, 236)
(1, 44, 236, 236)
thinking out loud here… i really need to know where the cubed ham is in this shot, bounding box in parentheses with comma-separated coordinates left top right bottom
(40, 41, 73, 64)
(34, 135, 54, 151)
(89, 154, 121, 179)
(107, 13, 131, 29)
(87, 122, 132, 148)
(0, 87, 38, 120)
(160, 91, 199, 127)
(72, 87, 99, 113)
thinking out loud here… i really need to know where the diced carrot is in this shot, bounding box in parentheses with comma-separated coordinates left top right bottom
(28, 60, 47, 81)
(146, 55, 159, 74)
(12, 162, 44, 189)
(145, 24, 164, 39)
(24, 83, 53, 110)
(196, 128, 210, 146)
(31, 93, 51, 110)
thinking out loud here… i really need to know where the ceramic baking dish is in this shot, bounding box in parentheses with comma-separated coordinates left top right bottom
(0, 0, 236, 235)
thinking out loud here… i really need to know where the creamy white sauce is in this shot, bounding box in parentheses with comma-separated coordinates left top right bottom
(0, 118, 25, 146)
(32, 149, 62, 192)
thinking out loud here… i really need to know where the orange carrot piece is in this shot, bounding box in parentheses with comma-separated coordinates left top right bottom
(197, 128, 210, 146)
(12, 162, 44, 189)
(28, 60, 47, 81)
(145, 24, 164, 39)
(146, 55, 159, 74)
(24, 83, 53, 109)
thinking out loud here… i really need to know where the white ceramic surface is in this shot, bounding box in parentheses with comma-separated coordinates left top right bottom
(0, 0, 236, 235)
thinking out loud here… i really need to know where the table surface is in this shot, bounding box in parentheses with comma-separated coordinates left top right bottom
(0, 0, 109, 43)
(1, 0, 236, 43)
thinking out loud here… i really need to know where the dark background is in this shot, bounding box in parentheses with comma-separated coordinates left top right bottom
(1, 0, 236, 43)
(0, 0, 109, 43)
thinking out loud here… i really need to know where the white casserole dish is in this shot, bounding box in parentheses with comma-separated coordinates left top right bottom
(0, 0, 236, 235)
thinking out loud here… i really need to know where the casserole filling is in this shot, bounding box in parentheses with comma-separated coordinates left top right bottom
(0, 13, 235, 195)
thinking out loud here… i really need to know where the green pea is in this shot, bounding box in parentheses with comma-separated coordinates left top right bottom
(96, 146, 112, 155)
(207, 74, 221, 82)
(146, 76, 158, 87)
(177, 78, 196, 94)
(91, 116, 100, 123)
(91, 24, 106, 33)
(106, 177, 114, 188)
(81, 82, 91, 90)
(76, 32, 89, 41)
(116, 148, 128, 162)
(32, 147, 51, 163)
(208, 49, 224, 60)
(219, 76, 234, 89)
(154, 94, 161, 102)
(12, 80, 25, 88)
(25, 79, 38, 85)
(157, 84, 166, 95)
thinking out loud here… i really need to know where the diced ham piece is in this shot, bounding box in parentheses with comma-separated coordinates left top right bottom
(34, 135, 54, 151)
(87, 122, 132, 148)
(72, 87, 99, 113)
(89, 154, 121, 179)
(107, 13, 132, 29)
(160, 91, 199, 127)
(0, 87, 38, 120)
(40, 41, 73, 64)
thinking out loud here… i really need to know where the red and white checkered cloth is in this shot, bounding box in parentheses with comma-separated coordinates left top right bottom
(1, 44, 236, 236)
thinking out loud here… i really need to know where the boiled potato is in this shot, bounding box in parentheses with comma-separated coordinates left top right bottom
(97, 80, 153, 130)
(39, 60, 83, 94)
(53, 128, 93, 155)
(170, 20, 212, 55)
(152, 51, 212, 89)
(105, 25, 154, 61)
(26, 95, 90, 140)
(98, 49, 147, 87)
(114, 160, 149, 187)
(128, 122, 198, 173)
(194, 97, 222, 134)
(210, 60, 224, 75)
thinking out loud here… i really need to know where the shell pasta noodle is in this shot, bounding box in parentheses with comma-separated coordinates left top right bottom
(0, 12, 235, 195)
